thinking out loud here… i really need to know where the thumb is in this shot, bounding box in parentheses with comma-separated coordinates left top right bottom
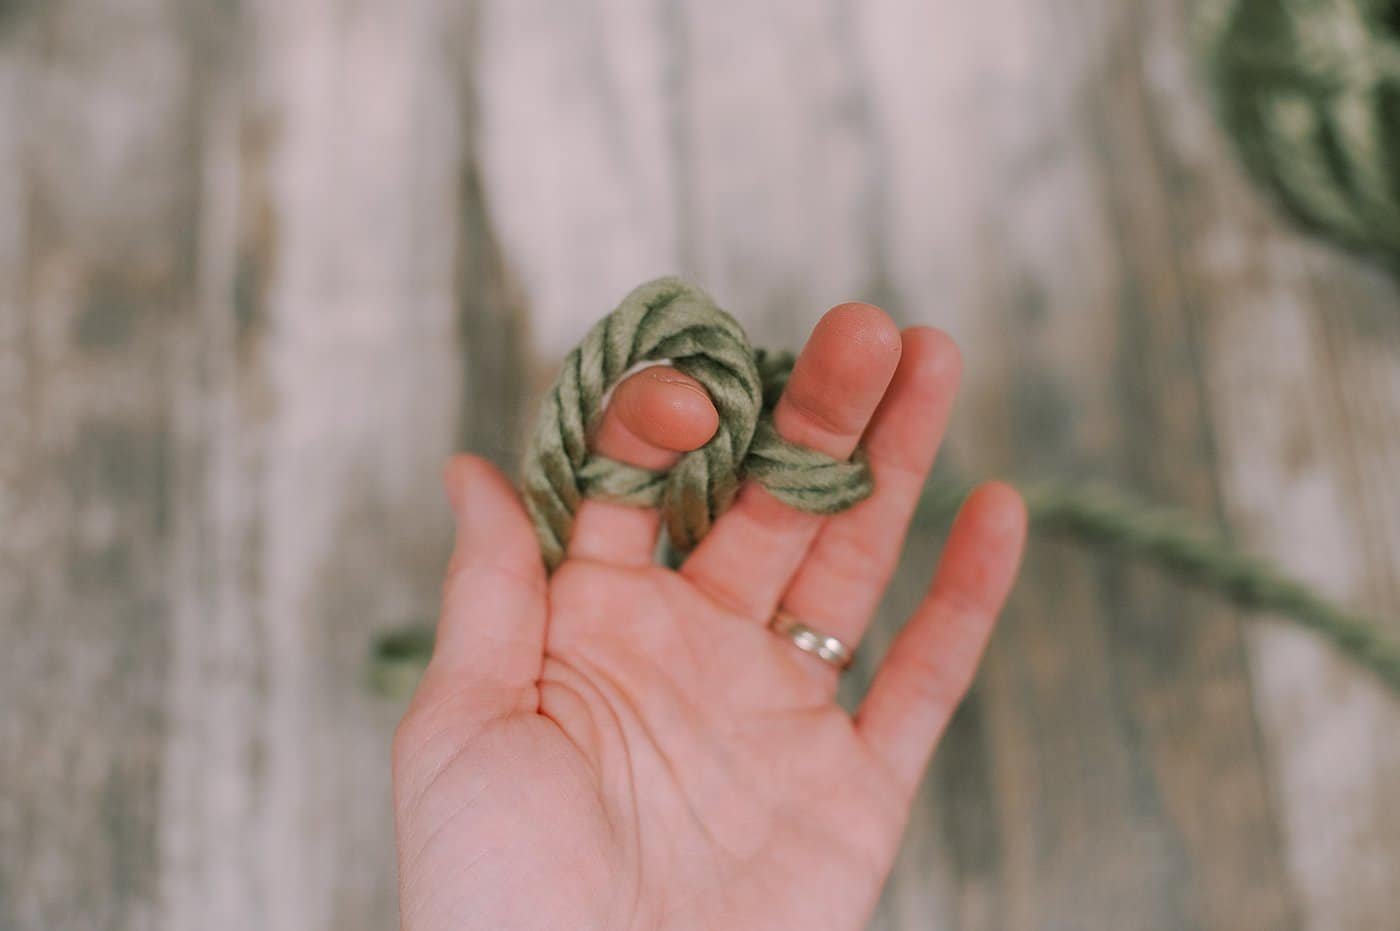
(424, 455, 547, 706)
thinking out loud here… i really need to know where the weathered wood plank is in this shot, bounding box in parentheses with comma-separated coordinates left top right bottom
(1133, 2, 1400, 925)
(852, 1, 1301, 926)
(668, 1, 882, 331)
(475, 0, 680, 372)
(156, 1, 478, 928)
(0, 2, 196, 928)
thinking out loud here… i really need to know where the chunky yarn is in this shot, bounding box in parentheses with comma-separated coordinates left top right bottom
(521, 277, 872, 569)
(1197, 0, 1400, 264)
(917, 478, 1400, 690)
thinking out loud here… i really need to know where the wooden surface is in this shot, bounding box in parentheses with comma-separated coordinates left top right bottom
(1, 1, 1397, 929)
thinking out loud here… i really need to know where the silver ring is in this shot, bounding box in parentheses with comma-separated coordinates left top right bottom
(769, 611, 854, 670)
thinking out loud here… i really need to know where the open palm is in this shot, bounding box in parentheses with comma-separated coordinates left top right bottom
(393, 304, 1027, 931)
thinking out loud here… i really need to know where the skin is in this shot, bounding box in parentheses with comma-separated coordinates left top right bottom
(393, 303, 1028, 931)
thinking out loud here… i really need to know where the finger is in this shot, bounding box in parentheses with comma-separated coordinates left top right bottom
(778, 328, 962, 674)
(681, 302, 902, 618)
(857, 482, 1027, 795)
(419, 455, 548, 714)
(568, 366, 719, 566)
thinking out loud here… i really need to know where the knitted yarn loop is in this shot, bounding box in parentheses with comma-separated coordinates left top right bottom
(521, 277, 872, 569)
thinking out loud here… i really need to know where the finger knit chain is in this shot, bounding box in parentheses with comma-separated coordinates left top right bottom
(521, 277, 873, 570)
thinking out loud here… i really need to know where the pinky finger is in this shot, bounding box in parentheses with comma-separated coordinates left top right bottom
(856, 482, 1027, 795)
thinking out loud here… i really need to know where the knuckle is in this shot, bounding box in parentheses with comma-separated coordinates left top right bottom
(900, 611, 988, 708)
(818, 540, 877, 591)
(782, 387, 862, 441)
(898, 652, 966, 710)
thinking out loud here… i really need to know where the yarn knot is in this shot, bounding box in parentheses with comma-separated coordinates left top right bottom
(522, 277, 874, 569)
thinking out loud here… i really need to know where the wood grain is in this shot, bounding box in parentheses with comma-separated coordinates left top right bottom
(850, 1, 1297, 926)
(2, 0, 1397, 928)
(157, 2, 480, 928)
(1, 3, 196, 927)
(1129, 0, 1400, 924)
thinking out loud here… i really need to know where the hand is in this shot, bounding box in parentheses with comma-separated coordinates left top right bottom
(392, 303, 1027, 931)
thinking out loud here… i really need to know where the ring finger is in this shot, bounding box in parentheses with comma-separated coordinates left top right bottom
(776, 326, 962, 682)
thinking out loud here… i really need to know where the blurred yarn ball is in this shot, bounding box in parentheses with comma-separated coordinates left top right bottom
(1197, 0, 1400, 266)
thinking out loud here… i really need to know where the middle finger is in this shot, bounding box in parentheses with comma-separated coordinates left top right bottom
(680, 301, 901, 619)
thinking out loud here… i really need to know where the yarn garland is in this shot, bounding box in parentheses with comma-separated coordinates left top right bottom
(521, 276, 872, 569)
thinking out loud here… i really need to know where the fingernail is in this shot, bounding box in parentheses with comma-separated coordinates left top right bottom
(647, 368, 712, 402)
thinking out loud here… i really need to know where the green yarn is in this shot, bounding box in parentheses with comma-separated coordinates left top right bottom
(522, 277, 872, 570)
(367, 626, 436, 699)
(916, 477, 1400, 688)
(1197, 0, 1400, 264)
(369, 277, 1400, 698)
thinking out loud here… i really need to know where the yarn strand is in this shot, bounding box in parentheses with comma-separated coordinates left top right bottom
(918, 477, 1400, 690)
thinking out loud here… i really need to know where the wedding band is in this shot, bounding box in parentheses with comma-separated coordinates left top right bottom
(769, 611, 854, 670)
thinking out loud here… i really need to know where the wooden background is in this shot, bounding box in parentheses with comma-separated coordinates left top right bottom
(2, 1, 1397, 929)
